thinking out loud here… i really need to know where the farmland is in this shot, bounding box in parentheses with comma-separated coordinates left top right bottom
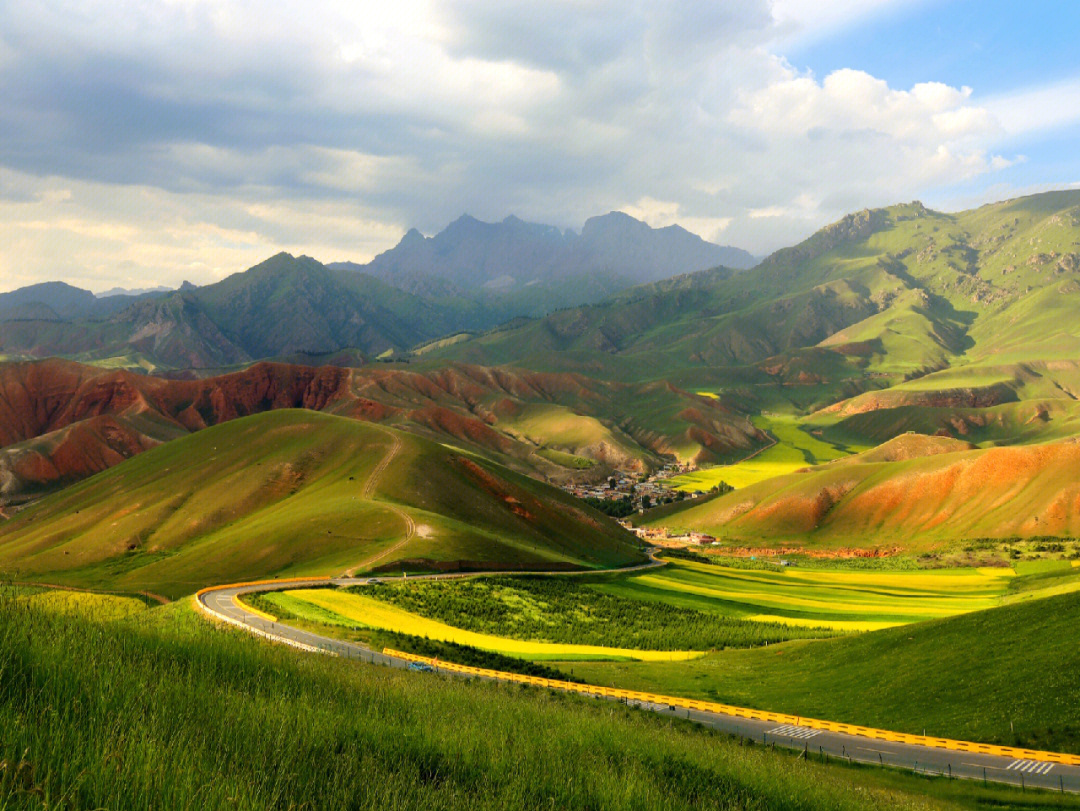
(602, 558, 1018, 630)
(570, 584, 1080, 755)
(356, 574, 838, 650)
(260, 588, 703, 661)
(258, 556, 1049, 669)
(665, 415, 858, 491)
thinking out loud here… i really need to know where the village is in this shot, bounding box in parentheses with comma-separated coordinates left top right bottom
(560, 462, 721, 547)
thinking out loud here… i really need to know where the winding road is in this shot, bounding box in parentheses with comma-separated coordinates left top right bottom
(195, 561, 1080, 796)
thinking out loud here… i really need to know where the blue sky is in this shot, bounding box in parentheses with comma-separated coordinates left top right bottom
(793, 1, 1080, 93)
(788, 0, 1080, 207)
(1, 0, 1078, 291)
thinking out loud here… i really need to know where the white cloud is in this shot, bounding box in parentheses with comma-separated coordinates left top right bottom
(0, 167, 404, 293)
(619, 196, 732, 241)
(0, 0, 1052, 288)
(984, 75, 1080, 138)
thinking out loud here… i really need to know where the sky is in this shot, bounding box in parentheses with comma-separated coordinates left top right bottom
(1, 0, 1079, 293)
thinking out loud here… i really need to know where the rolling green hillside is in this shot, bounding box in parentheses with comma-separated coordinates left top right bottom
(0, 410, 644, 597)
(0, 253, 480, 371)
(2, 593, 1023, 810)
(431, 191, 1080, 417)
(642, 433, 1080, 549)
(571, 582, 1080, 754)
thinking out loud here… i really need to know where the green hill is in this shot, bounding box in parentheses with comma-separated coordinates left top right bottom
(1, 593, 1018, 810)
(571, 582, 1080, 754)
(0, 410, 644, 598)
(641, 433, 1080, 549)
(430, 191, 1080, 411)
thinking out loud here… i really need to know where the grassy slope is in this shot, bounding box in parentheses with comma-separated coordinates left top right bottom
(646, 433, 1080, 548)
(570, 586, 1080, 755)
(0, 410, 643, 598)
(2, 594, 1032, 811)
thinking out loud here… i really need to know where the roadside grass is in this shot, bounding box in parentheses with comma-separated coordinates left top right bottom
(358, 575, 839, 651)
(569, 589, 1080, 756)
(0, 592, 1005, 811)
(264, 588, 702, 661)
(13, 589, 148, 620)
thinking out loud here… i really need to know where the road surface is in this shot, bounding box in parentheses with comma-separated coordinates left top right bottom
(196, 569, 1080, 796)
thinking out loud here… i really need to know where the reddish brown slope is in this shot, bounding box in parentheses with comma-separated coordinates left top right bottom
(0, 359, 763, 505)
(647, 434, 1080, 549)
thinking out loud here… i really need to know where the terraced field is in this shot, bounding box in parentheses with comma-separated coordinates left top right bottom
(595, 559, 1016, 630)
(570, 582, 1080, 755)
(262, 588, 702, 662)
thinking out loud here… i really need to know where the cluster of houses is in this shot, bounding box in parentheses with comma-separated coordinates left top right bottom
(621, 524, 718, 547)
(561, 463, 704, 509)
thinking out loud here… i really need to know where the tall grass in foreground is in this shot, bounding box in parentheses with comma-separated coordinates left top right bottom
(0, 596, 966, 810)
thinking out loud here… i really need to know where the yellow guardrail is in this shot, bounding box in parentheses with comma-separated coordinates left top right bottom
(386, 648, 1080, 767)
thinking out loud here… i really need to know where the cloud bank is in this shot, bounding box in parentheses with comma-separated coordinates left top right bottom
(0, 0, 1042, 291)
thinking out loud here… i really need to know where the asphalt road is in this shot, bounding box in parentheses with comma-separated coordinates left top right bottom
(197, 571, 1080, 796)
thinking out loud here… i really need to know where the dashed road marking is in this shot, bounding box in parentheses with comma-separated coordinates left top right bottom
(1007, 759, 1054, 775)
(768, 724, 821, 740)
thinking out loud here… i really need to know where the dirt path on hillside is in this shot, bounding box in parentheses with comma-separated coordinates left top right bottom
(346, 427, 416, 576)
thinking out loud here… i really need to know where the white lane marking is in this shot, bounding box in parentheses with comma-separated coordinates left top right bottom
(768, 724, 821, 740)
(1007, 760, 1054, 775)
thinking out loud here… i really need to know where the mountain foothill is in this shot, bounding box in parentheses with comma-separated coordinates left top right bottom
(6, 191, 1080, 559)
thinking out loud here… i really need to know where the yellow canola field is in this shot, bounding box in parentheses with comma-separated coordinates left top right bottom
(745, 614, 897, 632)
(283, 589, 702, 662)
(629, 560, 1015, 629)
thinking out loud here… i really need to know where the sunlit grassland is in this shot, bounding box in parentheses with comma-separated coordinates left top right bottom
(0, 410, 643, 598)
(570, 587, 1080, 756)
(13, 589, 149, 620)
(265, 588, 703, 661)
(5, 592, 1054, 810)
(666, 414, 860, 491)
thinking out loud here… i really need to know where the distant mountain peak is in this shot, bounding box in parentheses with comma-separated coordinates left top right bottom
(400, 227, 426, 247)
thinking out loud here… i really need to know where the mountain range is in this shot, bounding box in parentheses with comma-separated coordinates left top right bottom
(330, 211, 755, 312)
(8, 190, 1080, 548)
(0, 212, 752, 371)
(0, 357, 762, 506)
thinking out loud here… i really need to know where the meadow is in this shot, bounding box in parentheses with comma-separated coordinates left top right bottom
(665, 414, 857, 491)
(1, 588, 1031, 811)
(570, 585, 1080, 756)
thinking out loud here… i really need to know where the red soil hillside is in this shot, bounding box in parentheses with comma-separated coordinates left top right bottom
(818, 383, 1017, 418)
(647, 433, 1080, 549)
(0, 358, 763, 505)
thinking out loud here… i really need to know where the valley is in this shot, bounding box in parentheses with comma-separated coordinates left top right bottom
(10, 5, 1080, 806)
(6, 191, 1080, 808)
